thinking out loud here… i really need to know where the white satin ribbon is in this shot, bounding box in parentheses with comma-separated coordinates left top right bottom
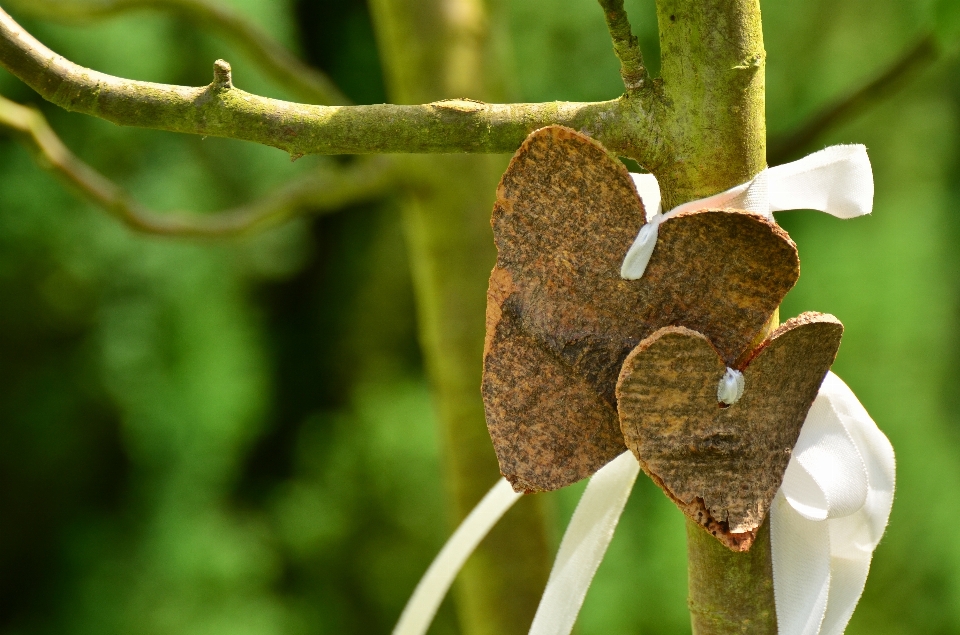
(528, 451, 640, 635)
(390, 454, 639, 635)
(621, 145, 875, 280)
(395, 373, 893, 635)
(771, 371, 895, 635)
(392, 478, 521, 635)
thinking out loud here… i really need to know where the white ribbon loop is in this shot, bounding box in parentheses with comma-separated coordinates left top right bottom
(765, 145, 874, 218)
(620, 144, 874, 280)
(772, 371, 895, 635)
(782, 396, 868, 522)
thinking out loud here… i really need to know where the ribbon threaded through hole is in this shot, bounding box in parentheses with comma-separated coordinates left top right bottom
(717, 367, 745, 405)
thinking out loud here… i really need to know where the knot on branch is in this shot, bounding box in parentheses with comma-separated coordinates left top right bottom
(430, 98, 487, 113)
(212, 59, 233, 90)
(622, 69, 647, 92)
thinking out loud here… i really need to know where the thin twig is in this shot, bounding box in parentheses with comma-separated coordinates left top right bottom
(4, 0, 350, 106)
(0, 93, 398, 236)
(768, 33, 938, 164)
(0, 9, 658, 159)
(597, 0, 648, 93)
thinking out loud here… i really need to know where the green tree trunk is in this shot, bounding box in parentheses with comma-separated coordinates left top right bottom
(367, 2, 552, 635)
(652, 1, 777, 633)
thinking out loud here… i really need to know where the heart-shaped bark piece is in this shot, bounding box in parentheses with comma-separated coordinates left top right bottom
(483, 125, 800, 492)
(616, 312, 843, 551)
(483, 278, 626, 493)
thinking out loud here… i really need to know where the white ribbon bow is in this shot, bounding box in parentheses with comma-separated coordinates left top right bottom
(392, 145, 894, 635)
(772, 372, 895, 635)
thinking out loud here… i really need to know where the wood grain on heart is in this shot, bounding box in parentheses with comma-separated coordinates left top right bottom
(483, 125, 801, 492)
(616, 312, 843, 551)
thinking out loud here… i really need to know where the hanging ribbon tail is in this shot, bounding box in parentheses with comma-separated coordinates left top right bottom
(621, 174, 663, 280)
(771, 371, 895, 635)
(528, 451, 640, 635)
(621, 144, 874, 280)
(620, 222, 660, 280)
(392, 478, 522, 635)
(771, 493, 832, 635)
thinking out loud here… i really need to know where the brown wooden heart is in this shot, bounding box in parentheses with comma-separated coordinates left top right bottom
(616, 312, 843, 551)
(483, 125, 801, 492)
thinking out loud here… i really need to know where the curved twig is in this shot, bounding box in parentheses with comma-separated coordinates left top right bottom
(597, 0, 649, 93)
(0, 93, 398, 236)
(4, 0, 350, 106)
(769, 33, 938, 164)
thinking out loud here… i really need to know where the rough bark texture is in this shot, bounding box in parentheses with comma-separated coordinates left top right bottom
(483, 126, 798, 492)
(652, 0, 767, 208)
(617, 313, 843, 550)
(367, 2, 551, 635)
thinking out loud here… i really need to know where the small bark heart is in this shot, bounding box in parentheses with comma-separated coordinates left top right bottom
(483, 125, 801, 492)
(616, 312, 843, 551)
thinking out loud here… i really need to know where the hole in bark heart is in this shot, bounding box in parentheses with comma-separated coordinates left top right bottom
(482, 126, 802, 494)
(616, 312, 843, 551)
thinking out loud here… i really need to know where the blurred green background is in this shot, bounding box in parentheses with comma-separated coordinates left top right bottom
(1, 0, 958, 633)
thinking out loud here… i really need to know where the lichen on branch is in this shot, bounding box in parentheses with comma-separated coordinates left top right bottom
(597, 0, 649, 92)
(0, 8, 662, 162)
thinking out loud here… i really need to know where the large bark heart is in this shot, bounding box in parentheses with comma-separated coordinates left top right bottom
(616, 312, 843, 551)
(483, 125, 801, 492)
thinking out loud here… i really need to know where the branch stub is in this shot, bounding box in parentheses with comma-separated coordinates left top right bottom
(212, 59, 233, 89)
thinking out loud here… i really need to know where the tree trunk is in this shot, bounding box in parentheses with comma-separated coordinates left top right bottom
(367, 2, 552, 634)
(652, 1, 777, 632)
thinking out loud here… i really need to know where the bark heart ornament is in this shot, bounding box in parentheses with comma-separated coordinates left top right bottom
(482, 125, 801, 493)
(616, 313, 843, 551)
(395, 137, 879, 635)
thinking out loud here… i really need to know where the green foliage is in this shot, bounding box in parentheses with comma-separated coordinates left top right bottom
(934, 0, 960, 50)
(1, 0, 960, 634)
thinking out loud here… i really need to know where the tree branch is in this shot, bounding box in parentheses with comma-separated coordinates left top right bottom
(4, 0, 350, 106)
(768, 33, 938, 164)
(597, 0, 649, 93)
(0, 92, 397, 236)
(0, 8, 662, 161)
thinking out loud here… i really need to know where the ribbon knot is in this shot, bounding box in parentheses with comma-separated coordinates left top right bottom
(621, 144, 875, 280)
(717, 367, 745, 405)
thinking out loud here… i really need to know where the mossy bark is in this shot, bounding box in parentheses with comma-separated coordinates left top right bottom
(367, 2, 552, 635)
(687, 519, 777, 634)
(650, 1, 776, 633)
(650, 0, 766, 207)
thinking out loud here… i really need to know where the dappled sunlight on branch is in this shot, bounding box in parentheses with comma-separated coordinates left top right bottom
(0, 8, 660, 161)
